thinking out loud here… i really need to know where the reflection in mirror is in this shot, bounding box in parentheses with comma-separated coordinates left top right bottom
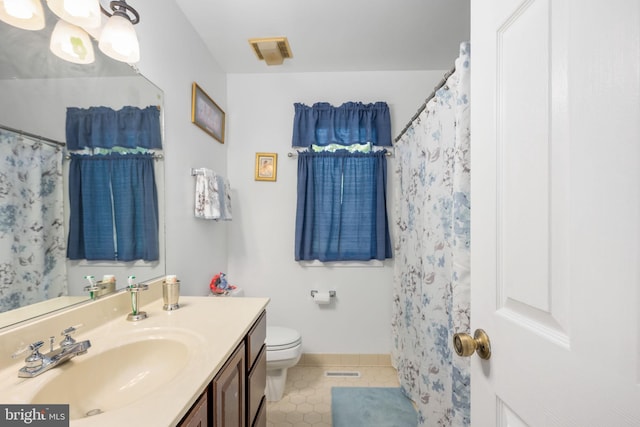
(0, 8, 165, 329)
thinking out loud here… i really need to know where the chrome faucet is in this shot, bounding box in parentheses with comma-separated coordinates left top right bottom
(11, 325, 91, 378)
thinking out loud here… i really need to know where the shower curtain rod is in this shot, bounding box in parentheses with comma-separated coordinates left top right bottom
(394, 65, 457, 143)
(0, 124, 66, 148)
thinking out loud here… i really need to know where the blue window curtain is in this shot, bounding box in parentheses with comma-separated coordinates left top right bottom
(67, 153, 159, 261)
(294, 150, 392, 261)
(292, 102, 391, 148)
(66, 106, 162, 150)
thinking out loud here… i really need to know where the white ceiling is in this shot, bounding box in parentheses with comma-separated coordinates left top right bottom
(176, 0, 470, 74)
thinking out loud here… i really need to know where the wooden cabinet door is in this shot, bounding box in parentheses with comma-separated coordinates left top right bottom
(213, 343, 246, 427)
(177, 389, 208, 427)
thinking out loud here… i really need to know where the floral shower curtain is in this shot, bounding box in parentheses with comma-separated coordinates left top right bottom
(391, 42, 471, 426)
(0, 129, 66, 312)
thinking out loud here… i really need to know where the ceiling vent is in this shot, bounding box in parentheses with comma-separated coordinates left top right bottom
(248, 37, 293, 66)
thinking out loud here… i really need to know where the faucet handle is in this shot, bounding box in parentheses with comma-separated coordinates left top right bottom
(11, 341, 44, 358)
(60, 324, 84, 347)
(11, 341, 45, 368)
(61, 324, 83, 336)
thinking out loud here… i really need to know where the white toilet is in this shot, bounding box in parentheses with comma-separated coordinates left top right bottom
(211, 287, 302, 401)
(265, 326, 302, 401)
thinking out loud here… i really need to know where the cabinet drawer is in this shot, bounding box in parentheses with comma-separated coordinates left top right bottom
(247, 344, 266, 425)
(247, 311, 266, 370)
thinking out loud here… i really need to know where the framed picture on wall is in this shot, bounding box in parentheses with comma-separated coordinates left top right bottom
(191, 82, 225, 143)
(255, 153, 277, 181)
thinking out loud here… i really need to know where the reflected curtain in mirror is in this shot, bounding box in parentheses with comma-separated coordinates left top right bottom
(67, 153, 159, 261)
(65, 106, 162, 150)
(0, 129, 66, 312)
(66, 106, 161, 262)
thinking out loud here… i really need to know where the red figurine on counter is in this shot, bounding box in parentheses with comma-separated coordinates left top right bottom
(210, 272, 236, 295)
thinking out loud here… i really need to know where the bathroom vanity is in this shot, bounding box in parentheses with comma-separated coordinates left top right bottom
(0, 278, 269, 427)
(179, 311, 267, 427)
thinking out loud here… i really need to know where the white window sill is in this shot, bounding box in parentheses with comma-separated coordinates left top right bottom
(299, 260, 383, 268)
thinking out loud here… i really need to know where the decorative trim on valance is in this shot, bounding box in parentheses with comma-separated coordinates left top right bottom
(66, 105, 162, 150)
(292, 102, 391, 148)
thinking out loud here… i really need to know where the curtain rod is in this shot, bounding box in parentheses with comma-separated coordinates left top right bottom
(287, 150, 392, 158)
(0, 124, 66, 148)
(394, 66, 457, 143)
(64, 152, 164, 160)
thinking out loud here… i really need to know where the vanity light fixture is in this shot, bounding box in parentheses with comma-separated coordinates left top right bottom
(0, 0, 45, 30)
(2, 0, 141, 64)
(98, 0, 140, 63)
(49, 18, 95, 64)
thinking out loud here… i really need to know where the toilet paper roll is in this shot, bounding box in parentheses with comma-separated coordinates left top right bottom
(313, 291, 331, 305)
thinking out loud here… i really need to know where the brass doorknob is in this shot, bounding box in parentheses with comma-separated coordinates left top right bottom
(453, 329, 491, 360)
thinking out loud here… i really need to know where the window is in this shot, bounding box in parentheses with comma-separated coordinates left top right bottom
(292, 102, 392, 262)
(294, 150, 391, 261)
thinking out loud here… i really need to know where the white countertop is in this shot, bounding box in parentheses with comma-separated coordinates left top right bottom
(0, 295, 269, 426)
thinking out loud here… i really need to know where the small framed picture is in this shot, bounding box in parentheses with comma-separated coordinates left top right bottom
(191, 82, 225, 143)
(255, 153, 277, 181)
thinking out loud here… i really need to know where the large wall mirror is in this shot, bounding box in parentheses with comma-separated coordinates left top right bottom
(0, 8, 165, 329)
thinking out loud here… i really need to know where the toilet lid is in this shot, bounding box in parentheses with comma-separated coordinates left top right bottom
(266, 326, 302, 350)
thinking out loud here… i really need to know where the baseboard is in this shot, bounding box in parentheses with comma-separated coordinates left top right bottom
(298, 353, 392, 367)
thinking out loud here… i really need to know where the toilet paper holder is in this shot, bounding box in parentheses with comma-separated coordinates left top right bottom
(310, 290, 336, 298)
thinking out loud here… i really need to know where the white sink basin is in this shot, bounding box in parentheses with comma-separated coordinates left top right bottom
(31, 338, 190, 420)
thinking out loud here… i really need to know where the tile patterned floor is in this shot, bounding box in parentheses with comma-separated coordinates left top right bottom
(266, 365, 401, 427)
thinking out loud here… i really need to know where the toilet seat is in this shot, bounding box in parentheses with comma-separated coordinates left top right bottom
(266, 326, 302, 351)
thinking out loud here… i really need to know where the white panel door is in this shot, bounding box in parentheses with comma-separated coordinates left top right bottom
(470, 0, 640, 425)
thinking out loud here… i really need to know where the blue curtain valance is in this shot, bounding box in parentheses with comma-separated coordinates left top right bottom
(66, 106, 162, 150)
(292, 102, 391, 148)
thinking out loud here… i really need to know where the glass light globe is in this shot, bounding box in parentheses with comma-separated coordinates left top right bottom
(46, 0, 101, 29)
(98, 14, 140, 63)
(50, 19, 95, 64)
(0, 0, 45, 30)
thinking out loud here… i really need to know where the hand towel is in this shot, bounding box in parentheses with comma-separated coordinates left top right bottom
(195, 168, 221, 219)
(217, 175, 233, 221)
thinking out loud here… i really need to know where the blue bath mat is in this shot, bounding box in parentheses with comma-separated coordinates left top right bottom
(331, 387, 417, 427)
